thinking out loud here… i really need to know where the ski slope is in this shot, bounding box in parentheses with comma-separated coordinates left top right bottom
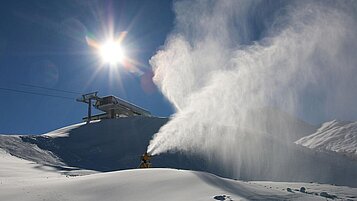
(1, 148, 356, 201)
(1, 116, 357, 187)
(296, 120, 357, 159)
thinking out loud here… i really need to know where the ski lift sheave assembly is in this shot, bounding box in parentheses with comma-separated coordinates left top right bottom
(76, 92, 101, 123)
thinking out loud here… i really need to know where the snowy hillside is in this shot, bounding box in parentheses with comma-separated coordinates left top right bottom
(295, 120, 357, 159)
(0, 117, 204, 172)
(1, 116, 357, 187)
(1, 148, 356, 201)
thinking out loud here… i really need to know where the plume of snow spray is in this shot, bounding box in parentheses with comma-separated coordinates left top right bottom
(148, 0, 357, 181)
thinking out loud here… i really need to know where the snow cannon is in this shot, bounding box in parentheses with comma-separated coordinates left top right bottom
(138, 152, 152, 168)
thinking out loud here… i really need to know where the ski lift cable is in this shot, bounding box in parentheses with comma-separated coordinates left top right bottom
(19, 83, 81, 95)
(0, 86, 74, 100)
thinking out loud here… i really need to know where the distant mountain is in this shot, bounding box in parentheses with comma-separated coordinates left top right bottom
(295, 120, 357, 159)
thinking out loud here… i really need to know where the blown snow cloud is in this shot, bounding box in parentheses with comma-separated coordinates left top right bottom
(148, 0, 357, 178)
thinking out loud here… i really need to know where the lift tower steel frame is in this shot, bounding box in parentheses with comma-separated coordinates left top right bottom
(76, 92, 101, 123)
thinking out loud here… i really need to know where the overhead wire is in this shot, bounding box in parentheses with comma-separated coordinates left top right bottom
(19, 83, 81, 95)
(0, 86, 75, 100)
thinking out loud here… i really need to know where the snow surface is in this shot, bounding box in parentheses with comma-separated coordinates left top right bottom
(296, 120, 357, 159)
(1, 116, 357, 187)
(253, 181, 357, 201)
(1, 148, 356, 201)
(1, 116, 357, 200)
(0, 135, 63, 166)
(0, 148, 60, 178)
(44, 122, 86, 137)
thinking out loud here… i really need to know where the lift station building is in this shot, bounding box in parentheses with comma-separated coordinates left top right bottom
(77, 92, 151, 122)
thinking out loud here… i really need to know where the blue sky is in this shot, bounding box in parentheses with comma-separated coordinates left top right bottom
(1, 0, 356, 135)
(0, 0, 175, 134)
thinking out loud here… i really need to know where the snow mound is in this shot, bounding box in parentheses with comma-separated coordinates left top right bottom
(295, 120, 357, 159)
(19, 116, 174, 171)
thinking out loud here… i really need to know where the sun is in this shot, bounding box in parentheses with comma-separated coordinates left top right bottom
(99, 40, 125, 65)
(86, 32, 142, 75)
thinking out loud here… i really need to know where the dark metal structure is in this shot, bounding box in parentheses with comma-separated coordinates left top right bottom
(77, 92, 151, 122)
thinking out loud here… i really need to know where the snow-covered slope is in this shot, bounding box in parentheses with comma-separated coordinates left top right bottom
(0, 135, 63, 166)
(0, 148, 61, 178)
(0, 117, 202, 172)
(1, 116, 357, 187)
(295, 120, 357, 159)
(1, 148, 356, 201)
(24, 117, 179, 171)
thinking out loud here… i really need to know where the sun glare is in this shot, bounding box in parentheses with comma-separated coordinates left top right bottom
(86, 32, 142, 76)
(99, 40, 125, 65)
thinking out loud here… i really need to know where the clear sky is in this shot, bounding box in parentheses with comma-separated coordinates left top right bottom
(0, 0, 175, 134)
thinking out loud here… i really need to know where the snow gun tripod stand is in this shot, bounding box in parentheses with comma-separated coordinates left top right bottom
(138, 152, 152, 168)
